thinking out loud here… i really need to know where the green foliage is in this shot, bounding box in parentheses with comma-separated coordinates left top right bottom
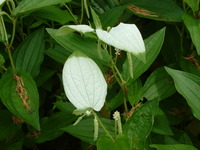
(0, 0, 200, 149)
(0, 69, 40, 130)
(123, 99, 159, 149)
(165, 67, 200, 120)
(97, 134, 131, 150)
(13, 28, 44, 78)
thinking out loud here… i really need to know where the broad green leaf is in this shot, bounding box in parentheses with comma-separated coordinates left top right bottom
(100, 6, 126, 29)
(0, 110, 21, 140)
(96, 23, 146, 62)
(62, 117, 115, 144)
(152, 108, 173, 135)
(37, 112, 76, 143)
(62, 51, 107, 111)
(97, 134, 131, 150)
(13, 28, 44, 78)
(46, 28, 111, 65)
(143, 67, 176, 101)
(0, 69, 40, 130)
(90, 0, 116, 13)
(125, 0, 184, 22)
(31, 6, 75, 24)
(54, 101, 75, 114)
(45, 44, 71, 64)
(123, 99, 159, 149)
(122, 27, 165, 82)
(12, 0, 71, 16)
(127, 79, 143, 106)
(150, 144, 198, 150)
(183, 14, 200, 55)
(165, 67, 200, 120)
(183, 0, 199, 12)
(0, 53, 5, 64)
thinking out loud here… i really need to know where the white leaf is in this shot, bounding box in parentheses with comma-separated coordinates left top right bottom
(0, 0, 5, 6)
(67, 25, 94, 33)
(62, 51, 107, 111)
(96, 23, 146, 62)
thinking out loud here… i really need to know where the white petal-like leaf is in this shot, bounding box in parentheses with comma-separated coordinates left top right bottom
(0, 0, 5, 6)
(96, 23, 146, 62)
(62, 51, 107, 111)
(67, 25, 94, 33)
(57, 25, 94, 35)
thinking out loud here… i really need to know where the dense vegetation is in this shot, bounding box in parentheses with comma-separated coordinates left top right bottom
(0, 0, 200, 149)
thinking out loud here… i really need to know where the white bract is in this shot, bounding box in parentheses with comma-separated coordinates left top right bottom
(62, 51, 107, 112)
(96, 23, 146, 62)
(0, 0, 5, 6)
(67, 25, 94, 33)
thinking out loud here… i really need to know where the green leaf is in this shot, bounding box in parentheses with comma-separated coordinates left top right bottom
(0, 69, 40, 130)
(37, 112, 76, 143)
(122, 27, 165, 82)
(90, 0, 116, 13)
(0, 53, 5, 64)
(165, 67, 200, 120)
(150, 144, 198, 150)
(183, 14, 200, 55)
(31, 6, 75, 24)
(0, 110, 21, 140)
(123, 99, 159, 149)
(62, 117, 115, 144)
(13, 28, 45, 78)
(125, 0, 184, 22)
(143, 67, 176, 101)
(127, 79, 143, 106)
(54, 101, 75, 114)
(45, 44, 71, 64)
(46, 28, 111, 65)
(152, 108, 173, 135)
(100, 6, 126, 29)
(183, 0, 199, 12)
(97, 134, 131, 150)
(90, 7, 102, 29)
(12, 0, 71, 16)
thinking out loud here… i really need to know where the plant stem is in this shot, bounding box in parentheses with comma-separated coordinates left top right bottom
(80, 0, 84, 24)
(92, 111, 115, 142)
(7, 45, 16, 73)
(0, 11, 16, 73)
(10, 17, 17, 46)
(63, 3, 78, 24)
(123, 95, 128, 112)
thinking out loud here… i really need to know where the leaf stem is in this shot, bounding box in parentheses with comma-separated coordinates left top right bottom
(10, 17, 17, 46)
(63, 3, 78, 24)
(92, 110, 115, 142)
(7, 45, 16, 73)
